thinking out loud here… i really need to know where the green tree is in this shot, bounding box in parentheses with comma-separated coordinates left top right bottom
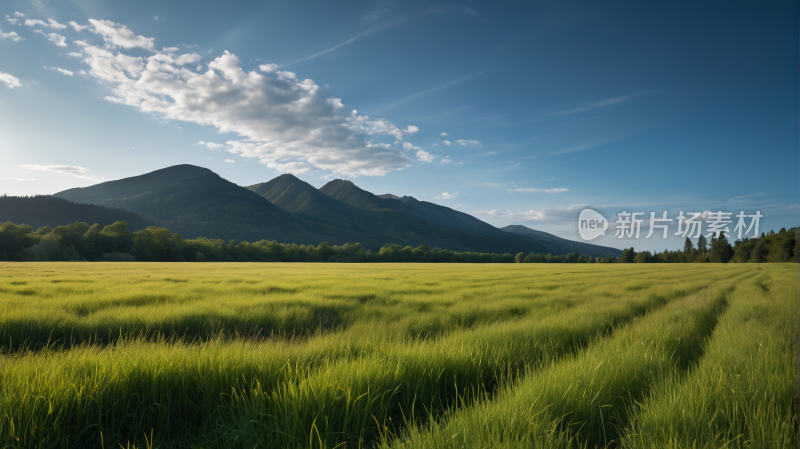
(620, 247, 636, 263)
(697, 234, 708, 253)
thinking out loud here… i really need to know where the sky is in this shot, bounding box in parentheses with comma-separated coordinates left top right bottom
(0, 0, 797, 251)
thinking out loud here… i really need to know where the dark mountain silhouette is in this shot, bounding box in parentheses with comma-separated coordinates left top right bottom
(53, 165, 375, 245)
(0, 195, 153, 231)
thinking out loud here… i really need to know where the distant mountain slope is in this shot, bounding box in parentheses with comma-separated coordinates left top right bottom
(247, 174, 541, 252)
(377, 194, 503, 237)
(323, 180, 620, 257)
(53, 165, 375, 245)
(501, 225, 621, 256)
(0, 195, 153, 231)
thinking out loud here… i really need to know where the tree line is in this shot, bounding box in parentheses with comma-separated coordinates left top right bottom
(614, 228, 797, 263)
(0, 221, 795, 263)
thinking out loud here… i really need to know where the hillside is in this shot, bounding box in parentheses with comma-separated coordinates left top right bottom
(323, 179, 620, 257)
(247, 174, 541, 252)
(53, 165, 374, 245)
(0, 195, 153, 231)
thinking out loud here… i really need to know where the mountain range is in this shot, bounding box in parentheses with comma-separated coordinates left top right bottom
(44, 164, 620, 256)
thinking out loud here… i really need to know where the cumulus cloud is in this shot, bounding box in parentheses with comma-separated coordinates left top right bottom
(507, 187, 569, 193)
(0, 71, 21, 89)
(443, 140, 451, 146)
(440, 132, 448, 136)
(416, 150, 435, 163)
(67, 52, 82, 58)
(88, 19, 155, 50)
(25, 18, 67, 30)
(224, 159, 234, 163)
(68, 21, 89, 32)
(0, 28, 23, 41)
(20, 164, 104, 181)
(435, 192, 456, 200)
(34, 29, 67, 46)
(73, 24, 419, 176)
(455, 139, 480, 146)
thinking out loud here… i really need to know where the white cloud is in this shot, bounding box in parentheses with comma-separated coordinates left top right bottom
(431, 143, 439, 146)
(0, 28, 23, 41)
(1, 177, 36, 181)
(455, 139, 480, 146)
(440, 158, 454, 164)
(20, 164, 104, 181)
(416, 150, 435, 163)
(68, 21, 89, 32)
(442, 140, 451, 146)
(154, 16, 159, 21)
(46, 66, 74, 76)
(67, 52, 82, 58)
(435, 192, 455, 199)
(75, 29, 419, 176)
(440, 132, 448, 136)
(6, 13, 25, 25)
(224, 159, 234, 163)
(0, 71, 21, 89)
(34, 30, 67, 47)
(25, 18, 67, 30)
(88, 19, 155, 50)
(507, 187, 569, 193)
(197, 141, 226, 150)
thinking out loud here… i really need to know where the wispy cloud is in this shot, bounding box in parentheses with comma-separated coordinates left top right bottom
(435, 192, 456, 199)
(284, 21, 399, 67)
(508, 187, 568, 193)
(20, 164, 104, 181)
(378, 71, 485, 111)
(550, 91, 657, 117)
(552, 138, 611, 155)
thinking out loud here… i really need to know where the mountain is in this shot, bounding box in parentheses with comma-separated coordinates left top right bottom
(53, 165, 375, 245)
(0, 195, 153, 231)
(247, 174, 538, 252)
(501, 225, 621, 256)
(322, 180, 620, 257)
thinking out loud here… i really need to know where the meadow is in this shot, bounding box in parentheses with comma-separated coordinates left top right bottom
(0, 262, 795, 448)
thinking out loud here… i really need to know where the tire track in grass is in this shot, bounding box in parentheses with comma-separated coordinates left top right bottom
(219, 275, 750, 448)
(381, 274, 750, 449)
(621, 268, 796, 449)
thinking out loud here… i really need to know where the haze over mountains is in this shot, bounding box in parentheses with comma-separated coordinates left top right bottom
(43, 165, 620, 256)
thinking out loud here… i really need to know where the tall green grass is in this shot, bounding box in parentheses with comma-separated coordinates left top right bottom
(0, 263, 792, 448)
(621, 270, 796, 448)
(381, 275, 754, 448)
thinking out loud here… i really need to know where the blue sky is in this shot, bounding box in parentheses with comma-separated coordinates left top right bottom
(0, 0, 797, 251)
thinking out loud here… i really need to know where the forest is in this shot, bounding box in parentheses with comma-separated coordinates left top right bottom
(0, 220, 796, 263)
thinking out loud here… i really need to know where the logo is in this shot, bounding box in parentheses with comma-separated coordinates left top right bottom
(578, 208, 608, 241)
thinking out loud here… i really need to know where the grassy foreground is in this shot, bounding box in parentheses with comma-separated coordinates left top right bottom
(0, 263, 795, 448)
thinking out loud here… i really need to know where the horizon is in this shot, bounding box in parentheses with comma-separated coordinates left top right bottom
(1, 1, 797, 251)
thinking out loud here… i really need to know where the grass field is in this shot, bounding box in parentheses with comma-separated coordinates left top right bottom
(0, 263, 795, 448)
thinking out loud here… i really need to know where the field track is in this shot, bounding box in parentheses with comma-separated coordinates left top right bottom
(0, 263, 795, 448)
